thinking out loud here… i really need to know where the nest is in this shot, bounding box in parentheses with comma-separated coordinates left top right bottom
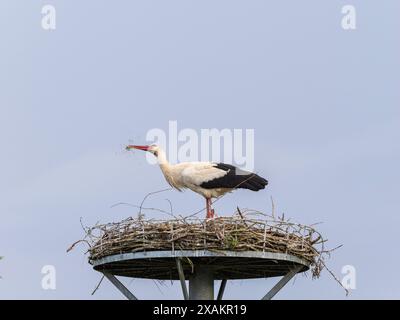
(73, 210, 337, 280)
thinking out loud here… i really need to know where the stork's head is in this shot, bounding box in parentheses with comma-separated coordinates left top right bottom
(126, 144, 160, 157)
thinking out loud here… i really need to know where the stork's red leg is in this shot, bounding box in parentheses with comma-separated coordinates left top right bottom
(206, 198, 214, 219)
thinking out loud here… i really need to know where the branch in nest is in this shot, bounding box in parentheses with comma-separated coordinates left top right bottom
(71, 210, 346, 295)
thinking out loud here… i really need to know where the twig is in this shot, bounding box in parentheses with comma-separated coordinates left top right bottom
(66, 239, 90, 253)
(237, 206, 244, 220)
(91, 275, 105, 295)
(270, 196, 275, 219)
(139, 188, 173, 216)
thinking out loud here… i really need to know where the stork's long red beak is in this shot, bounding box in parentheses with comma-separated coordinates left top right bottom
(126, 145, 149, 151)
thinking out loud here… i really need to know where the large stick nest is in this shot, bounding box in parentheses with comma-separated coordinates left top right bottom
(75, 210, 336, 280)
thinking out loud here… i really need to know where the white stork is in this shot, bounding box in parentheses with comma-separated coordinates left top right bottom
(126, 144, 268, 218)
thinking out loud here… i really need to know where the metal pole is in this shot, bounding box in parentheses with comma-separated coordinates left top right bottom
(189, 265, 214, 300)
(175, 258, 189, 300)
(217, 279, 227, 300)
(261, 265, 302, 300)
(102, 272, 138, 300)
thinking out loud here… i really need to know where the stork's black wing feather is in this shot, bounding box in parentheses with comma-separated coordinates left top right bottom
(200, 163, 268, 191)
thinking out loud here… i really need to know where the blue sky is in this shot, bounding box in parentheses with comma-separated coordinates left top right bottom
(0, 1, 399, 299)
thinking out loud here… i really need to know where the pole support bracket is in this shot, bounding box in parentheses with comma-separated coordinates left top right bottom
(261, 265, 303, 300)
(175, 258, 189, 300)
(102, 272, 138, 300)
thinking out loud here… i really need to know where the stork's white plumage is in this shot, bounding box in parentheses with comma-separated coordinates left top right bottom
(126, 144, 268, 218)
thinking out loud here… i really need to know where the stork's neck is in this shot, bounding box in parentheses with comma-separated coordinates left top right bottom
(157, 149, 171, 170)
(156, 149, 177, 188)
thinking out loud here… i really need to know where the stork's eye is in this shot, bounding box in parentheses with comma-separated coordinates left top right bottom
(154, 151, 158, 156)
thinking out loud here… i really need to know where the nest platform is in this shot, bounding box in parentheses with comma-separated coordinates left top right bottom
(92, 250, 310, 280)
(78, 212, 329, 300)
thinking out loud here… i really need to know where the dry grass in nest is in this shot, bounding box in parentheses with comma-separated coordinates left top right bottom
(70, 209, 343, 284)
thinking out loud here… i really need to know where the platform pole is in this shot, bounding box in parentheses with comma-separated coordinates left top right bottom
(102, 272, 138, 300)
(175, 258, 189, 300)
(189, 265, 214, 300)
(217, 279, 227, 300)
(261, 265, 303, 300)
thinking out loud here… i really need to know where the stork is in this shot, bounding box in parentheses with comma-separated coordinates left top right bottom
(126, 144, 268, 218)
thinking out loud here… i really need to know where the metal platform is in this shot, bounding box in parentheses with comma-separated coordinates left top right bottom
(92, 250, 309, 280)
(91, 250, 310, 300)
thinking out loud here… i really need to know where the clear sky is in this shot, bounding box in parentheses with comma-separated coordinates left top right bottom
(0, 1, 399, 299)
